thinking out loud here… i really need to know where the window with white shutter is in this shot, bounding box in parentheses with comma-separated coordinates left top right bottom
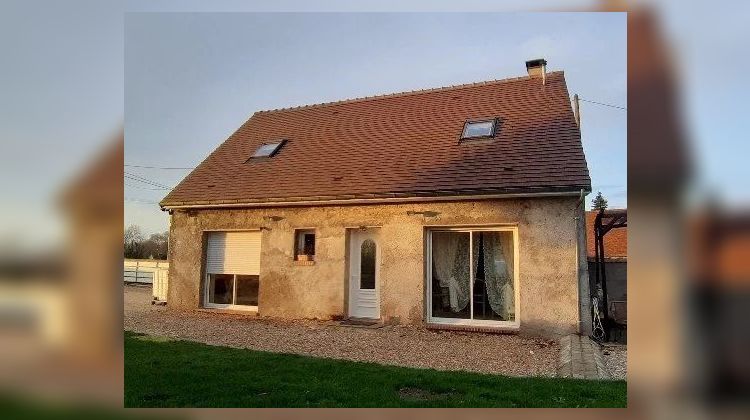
(204, 231, 261, 310)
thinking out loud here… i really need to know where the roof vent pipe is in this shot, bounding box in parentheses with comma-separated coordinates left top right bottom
(525, 58, 548, 85)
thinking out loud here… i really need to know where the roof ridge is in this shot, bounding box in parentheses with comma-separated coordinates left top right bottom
(256, 71, 565, 114)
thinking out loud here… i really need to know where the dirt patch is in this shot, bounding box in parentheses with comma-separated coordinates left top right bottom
(124, 284, 152, 308)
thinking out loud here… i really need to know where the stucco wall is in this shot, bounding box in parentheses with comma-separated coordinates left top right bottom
(167, 196, 582, 337)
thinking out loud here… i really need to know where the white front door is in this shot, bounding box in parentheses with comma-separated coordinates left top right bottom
(348, 228, 380, 319)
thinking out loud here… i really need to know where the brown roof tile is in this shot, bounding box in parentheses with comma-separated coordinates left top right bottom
(161, 71, 591, 207)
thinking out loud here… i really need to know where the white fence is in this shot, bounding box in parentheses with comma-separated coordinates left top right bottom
(124, 259, 169, 302)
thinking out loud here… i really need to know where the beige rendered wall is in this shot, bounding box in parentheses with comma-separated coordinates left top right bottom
(167, 196, 582, 337)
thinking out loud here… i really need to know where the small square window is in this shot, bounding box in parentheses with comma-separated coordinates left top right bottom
(461, 119, 497, 139)
(251, 140, 286, 158)
(294, 229, 315, 261)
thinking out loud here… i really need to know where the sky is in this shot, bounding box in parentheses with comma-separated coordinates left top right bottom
(0, 1, 124, 250)
(124, 12, 627, 234)
(6, 1, 748, 248)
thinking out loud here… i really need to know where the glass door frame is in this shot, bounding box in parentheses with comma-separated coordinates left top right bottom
(425, 226, 520, 328)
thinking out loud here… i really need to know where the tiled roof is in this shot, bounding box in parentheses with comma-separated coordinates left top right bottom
(161, 71, 591, 207)
(586, 210, 628, 259)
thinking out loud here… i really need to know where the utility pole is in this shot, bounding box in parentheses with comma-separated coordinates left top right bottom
(573, 94, 581, 129)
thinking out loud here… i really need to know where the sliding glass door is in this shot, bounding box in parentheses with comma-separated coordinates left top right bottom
(428, 228, 518, 327)
(430, 231, 471, 320)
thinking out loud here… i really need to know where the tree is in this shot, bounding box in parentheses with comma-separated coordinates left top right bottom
(124, 226, 170, 260)
(142, 231, 169, 260)
(124, 225, 144, 259)
(591, 191, 608, 211)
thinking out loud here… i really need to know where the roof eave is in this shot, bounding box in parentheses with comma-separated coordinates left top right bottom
(160, 186, 591, 210)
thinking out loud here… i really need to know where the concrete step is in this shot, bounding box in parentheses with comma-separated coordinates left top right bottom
(557, 334, 611, 380)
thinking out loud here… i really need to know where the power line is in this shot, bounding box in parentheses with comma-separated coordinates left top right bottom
(577, 97, 627, 111)
(124, 174, 171, 190)
(124, 171, 171, 187)
(125, 164, 195, 170)
(124, 171, 173, 190)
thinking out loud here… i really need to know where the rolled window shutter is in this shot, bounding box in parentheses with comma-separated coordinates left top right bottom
(206, 231, 261, 275)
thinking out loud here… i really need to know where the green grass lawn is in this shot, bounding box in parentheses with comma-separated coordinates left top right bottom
(124, 331, 626, 408)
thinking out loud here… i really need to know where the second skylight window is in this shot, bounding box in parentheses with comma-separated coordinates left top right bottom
(252, 140, 286, 158)
(461, 119, 496, 139)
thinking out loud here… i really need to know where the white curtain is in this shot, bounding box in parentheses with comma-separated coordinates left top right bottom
(432, 232, 470, 312)
(480, 232, 515, 320)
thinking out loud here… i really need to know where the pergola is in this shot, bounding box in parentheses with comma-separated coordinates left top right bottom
(592, 208, 627, 340)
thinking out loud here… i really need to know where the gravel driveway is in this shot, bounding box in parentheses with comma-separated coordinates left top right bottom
(601, 344, 627, 380)
(124, 285, 558, 377)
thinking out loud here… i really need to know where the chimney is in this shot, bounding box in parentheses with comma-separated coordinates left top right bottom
(525, 58, 547, 85)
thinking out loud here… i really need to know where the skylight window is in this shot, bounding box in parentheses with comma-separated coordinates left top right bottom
(461, 119, 497, 139)
(251, 140, 286, 158)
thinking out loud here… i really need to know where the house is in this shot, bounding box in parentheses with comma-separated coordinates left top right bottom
(160, 59, 592, 337)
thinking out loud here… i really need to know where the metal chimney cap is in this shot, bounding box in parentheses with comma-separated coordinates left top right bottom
(525, 58, 548, 69)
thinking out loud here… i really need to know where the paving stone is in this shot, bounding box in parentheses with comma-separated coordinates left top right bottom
(556, 334, 613, 380)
